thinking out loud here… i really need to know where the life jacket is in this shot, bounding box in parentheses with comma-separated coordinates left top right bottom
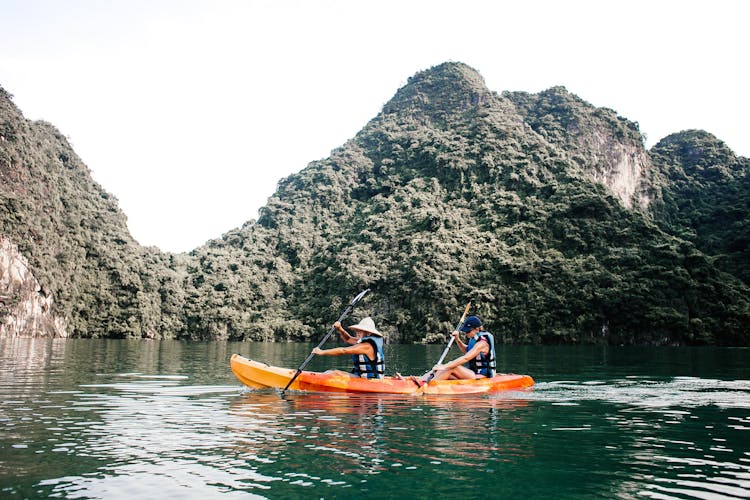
(350, 335, 385, 379)
(467, 331, 496, 377)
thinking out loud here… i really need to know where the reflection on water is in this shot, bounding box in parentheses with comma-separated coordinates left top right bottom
(229, 391, 535, 476)
(1, 338, 749, 499)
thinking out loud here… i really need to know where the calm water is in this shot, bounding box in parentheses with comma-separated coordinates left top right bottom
(1, 339, 749, 499)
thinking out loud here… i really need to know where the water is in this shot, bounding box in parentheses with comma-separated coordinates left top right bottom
(1, 339, 749, 499)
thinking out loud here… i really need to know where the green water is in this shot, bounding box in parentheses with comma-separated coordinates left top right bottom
(1, 338, 748, 499)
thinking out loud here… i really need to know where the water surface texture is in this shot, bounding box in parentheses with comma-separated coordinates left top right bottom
(1, 339, 748, 499)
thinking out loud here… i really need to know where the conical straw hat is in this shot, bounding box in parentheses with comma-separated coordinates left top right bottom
(349, 317, 382, 336)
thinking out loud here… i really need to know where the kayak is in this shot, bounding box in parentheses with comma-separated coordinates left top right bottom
(230, 354, 534, 395)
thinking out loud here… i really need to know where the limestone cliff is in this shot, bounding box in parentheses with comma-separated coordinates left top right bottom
(0, 237, 67, 337)
(505, 86, 657, 210)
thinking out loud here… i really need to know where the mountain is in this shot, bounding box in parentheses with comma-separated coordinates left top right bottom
(1, 63, 748, 345)
(0, 85, 188, 338)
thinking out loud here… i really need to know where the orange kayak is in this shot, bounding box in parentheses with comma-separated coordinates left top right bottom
(230, 354, 534, 395)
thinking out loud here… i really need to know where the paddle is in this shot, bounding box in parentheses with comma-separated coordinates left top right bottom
(282, 288, 370, 391)
(423, 302, 471, 384)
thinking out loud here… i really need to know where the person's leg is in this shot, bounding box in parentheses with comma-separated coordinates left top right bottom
(429, 365, 477, 381)
(451, 366, 479, 379)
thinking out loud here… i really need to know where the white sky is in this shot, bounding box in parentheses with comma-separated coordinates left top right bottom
(1, 0, 748, 253)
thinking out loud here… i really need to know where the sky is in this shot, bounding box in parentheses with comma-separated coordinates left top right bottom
(1, 0, 748, 253)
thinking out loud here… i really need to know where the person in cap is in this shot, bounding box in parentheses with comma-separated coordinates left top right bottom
(312, 317, 386, 379)
(427, 315, 496, 381)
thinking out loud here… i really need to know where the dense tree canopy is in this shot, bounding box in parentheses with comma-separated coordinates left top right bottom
(1, 63, 748, 345)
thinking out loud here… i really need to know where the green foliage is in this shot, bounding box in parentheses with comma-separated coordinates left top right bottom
(1, 63, 748, 345)
(650, 130, 750, 285)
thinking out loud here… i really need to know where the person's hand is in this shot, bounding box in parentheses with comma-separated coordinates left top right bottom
(451, 330, 461, 340)
(334, 321, 342, 329)
(312, 347, 323, 355)
(433, 363, 446, 372)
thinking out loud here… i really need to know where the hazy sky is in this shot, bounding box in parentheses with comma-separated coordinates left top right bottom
(2, 0, 748, 252)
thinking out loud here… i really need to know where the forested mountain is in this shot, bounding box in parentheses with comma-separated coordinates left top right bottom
(1, 63, 748, 345)
(0, 85, 188, 338)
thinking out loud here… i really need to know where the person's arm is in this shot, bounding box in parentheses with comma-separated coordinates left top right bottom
(334, 321, 357, 345)
(434, 339, 488, 371)
(313, 342, 374, 358)
(452, 330, 468, 353)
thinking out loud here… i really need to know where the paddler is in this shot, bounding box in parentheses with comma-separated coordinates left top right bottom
(426, 315, 496, 380)
(312, 317, 385, 379)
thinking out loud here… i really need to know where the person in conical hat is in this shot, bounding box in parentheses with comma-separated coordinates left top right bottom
(313, 317, 386, 379)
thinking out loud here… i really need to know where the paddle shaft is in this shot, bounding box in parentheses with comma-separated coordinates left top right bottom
(282, 289, 370, 391)
(426, 302, 471, 383)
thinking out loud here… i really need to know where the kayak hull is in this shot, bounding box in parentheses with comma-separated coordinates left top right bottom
(230, 354, 534, 395)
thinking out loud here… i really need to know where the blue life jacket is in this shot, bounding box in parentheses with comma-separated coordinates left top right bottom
(467, 331, 496, 377)
(351, 335, 385, 379)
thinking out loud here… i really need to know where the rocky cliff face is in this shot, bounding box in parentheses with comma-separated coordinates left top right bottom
(505, 86, 657, 210)
(577, 128, 654, 210)
(0, 237, 67, 337)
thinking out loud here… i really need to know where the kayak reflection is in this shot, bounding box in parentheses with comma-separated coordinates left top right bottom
(228, 389, 535, 477)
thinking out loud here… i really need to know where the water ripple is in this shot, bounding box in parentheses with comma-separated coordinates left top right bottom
(533, 376, 750, 409)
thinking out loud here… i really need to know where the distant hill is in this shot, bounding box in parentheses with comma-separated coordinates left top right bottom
(1, 62, 748, 345)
